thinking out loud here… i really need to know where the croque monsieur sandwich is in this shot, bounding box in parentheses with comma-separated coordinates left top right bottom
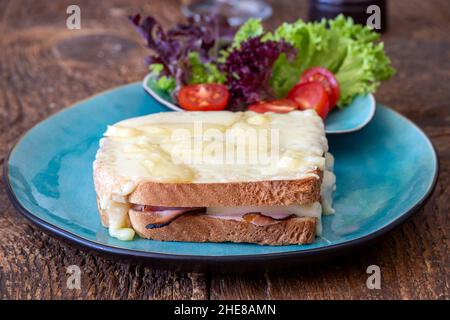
(93, 110, 336, 245)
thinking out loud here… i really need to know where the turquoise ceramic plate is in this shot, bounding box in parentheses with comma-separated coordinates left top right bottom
(4, 83, 438, 272)
(143, 73, 376, 134)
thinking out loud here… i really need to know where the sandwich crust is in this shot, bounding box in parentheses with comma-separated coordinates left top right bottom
(129, 170, 322, 207)
(129, 209, 316, 245)
(93, 161, 322, 207)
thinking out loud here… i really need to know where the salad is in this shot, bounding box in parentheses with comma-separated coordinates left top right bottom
(130, 14, 395, 120)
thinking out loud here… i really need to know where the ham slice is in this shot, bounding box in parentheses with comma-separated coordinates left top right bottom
(131, 204, 295, 229)
(243, 212, 295, 226)
(131, 205, 205, 229)
(132, 205, 204, 212)
(145, 209, 189, 229)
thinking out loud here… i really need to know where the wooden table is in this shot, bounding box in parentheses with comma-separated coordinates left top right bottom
(0, 0, 448, 300)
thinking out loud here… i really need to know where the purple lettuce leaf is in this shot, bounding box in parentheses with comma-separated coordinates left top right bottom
(130, 14, 233, 97)
(223, 36, 296, 110)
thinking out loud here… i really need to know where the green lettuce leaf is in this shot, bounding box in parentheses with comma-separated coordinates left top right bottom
(266, 21, 314, 97)
(326, 15, 395, 105)
(232, 18, 264, 48)
(187, 52, 226, 84)
(335, 41, 394, 106)
(148, 52, 226, 92)
(149, 63, 176, 91)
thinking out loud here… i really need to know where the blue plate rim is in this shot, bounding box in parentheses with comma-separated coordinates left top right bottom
(2, 82, 440, 264)
(326, 94, 376, 134)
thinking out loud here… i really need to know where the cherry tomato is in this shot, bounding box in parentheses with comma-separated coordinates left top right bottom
(248, 99, 298, 113)
(178, 84, 230, 111)
(287, 82, 330, 119)
(300, 67, 340, 109)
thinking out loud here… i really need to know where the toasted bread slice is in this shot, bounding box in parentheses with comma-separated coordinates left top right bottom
(129, 209, 316, 245)
(94, 166, 322, 207)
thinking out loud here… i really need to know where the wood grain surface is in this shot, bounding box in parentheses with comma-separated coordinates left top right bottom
(0, 0, 448, 300)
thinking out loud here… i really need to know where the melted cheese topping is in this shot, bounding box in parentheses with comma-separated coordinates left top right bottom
(96, 110, 328, 183)
(93, 110, 334, 241)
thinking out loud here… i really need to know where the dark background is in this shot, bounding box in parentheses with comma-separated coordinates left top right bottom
(0, 0, 448, 299)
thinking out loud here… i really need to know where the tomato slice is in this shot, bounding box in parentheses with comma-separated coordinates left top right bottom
(248, 99, 298, 113)
(287, 82, 330, 119)
(178, 84, 230, 111)
(300, 67, 340, 109)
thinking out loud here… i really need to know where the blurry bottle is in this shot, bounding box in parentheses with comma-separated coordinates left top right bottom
(309, 0, 388, 32)
(181, 0, 272, 26)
